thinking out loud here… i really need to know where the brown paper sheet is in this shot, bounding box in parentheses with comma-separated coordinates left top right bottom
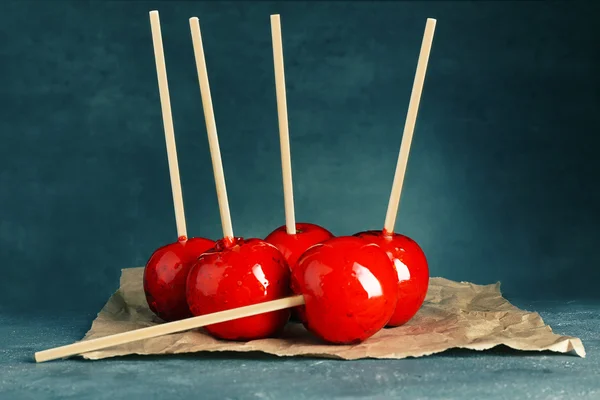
(80, 267, 585, 360)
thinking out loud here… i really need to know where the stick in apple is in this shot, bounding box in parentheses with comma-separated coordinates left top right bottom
(142, 10, 215, 323)
(34, 295, 305, 363)
(270, 14, 296, 235)
(151, 10, 187, 239)
(383, 18, 437, 235)
(355, 18, 437, 327)
(189, 17, 234, 240)
(264, 14, 333, 270)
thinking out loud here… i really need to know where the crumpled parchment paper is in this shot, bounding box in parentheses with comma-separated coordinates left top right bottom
(80, 267, 585, 360)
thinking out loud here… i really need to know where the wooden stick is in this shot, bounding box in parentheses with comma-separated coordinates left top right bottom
(34, 295, 305, 363)
(383, 18, 436, 234)
(270, 14, 296, 235)
(189, 17, 234, 239)
(149, 10, 188, 240)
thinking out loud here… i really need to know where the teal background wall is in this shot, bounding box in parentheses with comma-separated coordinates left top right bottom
(1, 0, 599, 314)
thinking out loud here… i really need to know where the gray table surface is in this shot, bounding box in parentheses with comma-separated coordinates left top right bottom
(1, 300, 598, 400)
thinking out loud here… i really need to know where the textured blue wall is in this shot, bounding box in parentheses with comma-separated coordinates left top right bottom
(1, 1, 599, 314)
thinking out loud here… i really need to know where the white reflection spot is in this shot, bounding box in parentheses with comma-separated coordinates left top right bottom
(252, 264, 269, 295)
(394, 258, 411, 282)
(353, 263, 383, 298)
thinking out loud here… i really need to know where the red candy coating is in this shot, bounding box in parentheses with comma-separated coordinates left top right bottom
(265, 223, 333, 322)
(354, 230, 429, 326)
(186, 237, 291, 341)
(291, 236, 398, 344)
(265, 223, 334, 269)
(144, 237, 215, 322)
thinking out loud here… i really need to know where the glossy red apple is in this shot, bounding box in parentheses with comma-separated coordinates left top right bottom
(265, 223, 334, 269)
(291, 236, 398, 344)
(265, 222, 333, 322)
(186, 237, 291, 341)
(354, 230, 428, 326)
(144, 236, 215, 322)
